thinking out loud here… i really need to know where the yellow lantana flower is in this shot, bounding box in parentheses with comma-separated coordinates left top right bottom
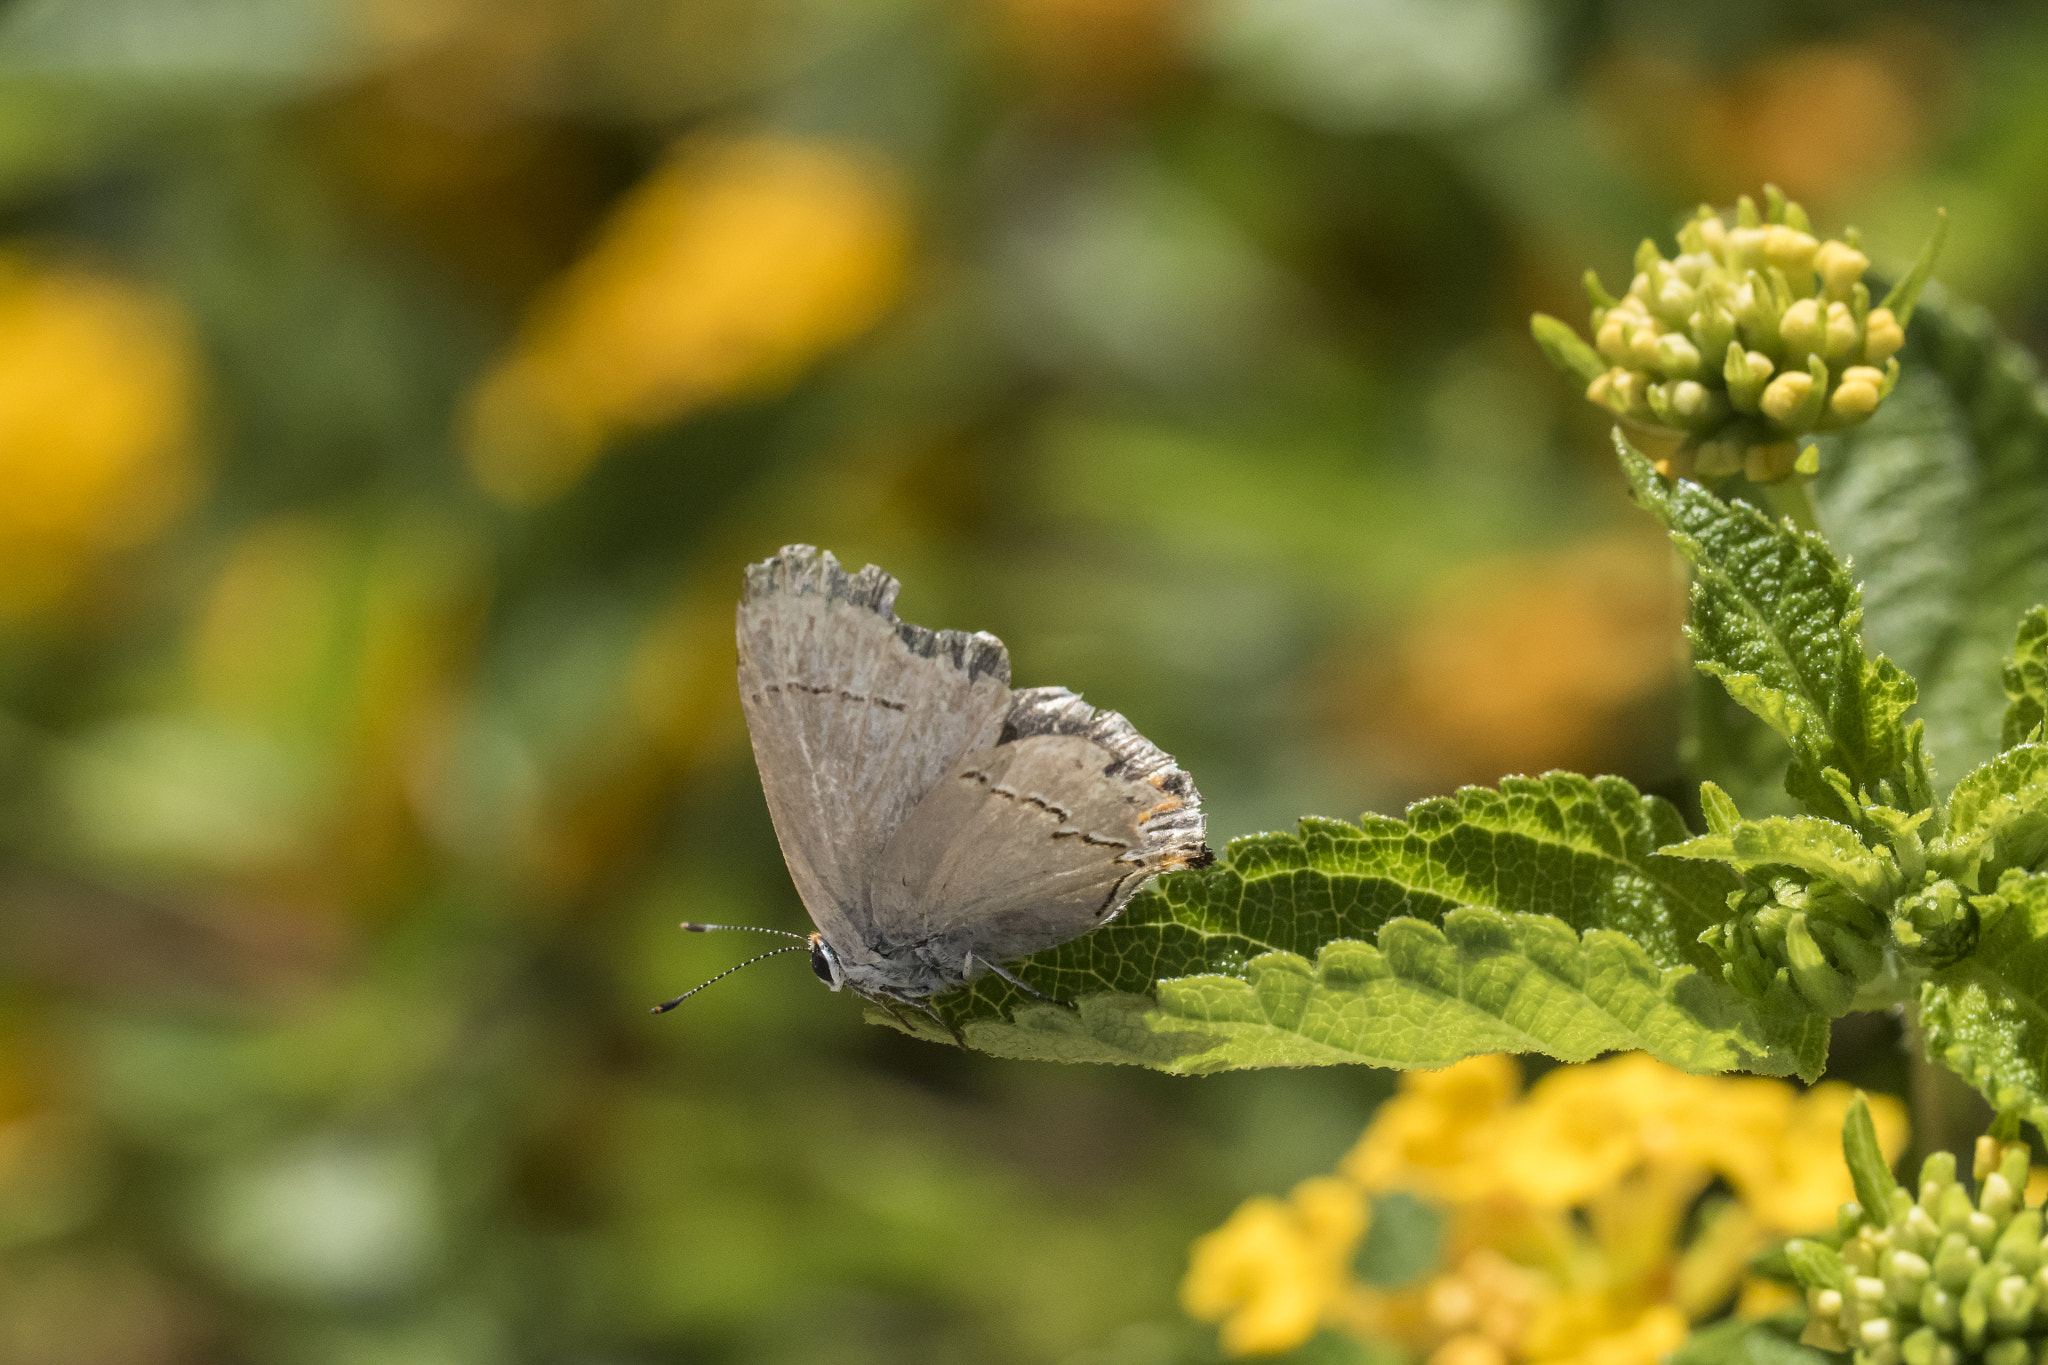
(1187, 1054, 1910, 1360)
(0, 253, 200, 618)
(463, 135, 910, 505)
(1182, 1175, 1371, 1356)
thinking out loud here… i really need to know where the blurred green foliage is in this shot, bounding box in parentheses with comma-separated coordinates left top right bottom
(0, 0, 2037, 1360)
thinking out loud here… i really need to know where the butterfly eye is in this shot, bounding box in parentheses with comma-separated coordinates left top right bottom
(809, 938, 843, 989)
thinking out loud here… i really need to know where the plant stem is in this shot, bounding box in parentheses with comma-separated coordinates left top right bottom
(1760, 476, 1823, 538)
(1902, 1003, 1991, 1167)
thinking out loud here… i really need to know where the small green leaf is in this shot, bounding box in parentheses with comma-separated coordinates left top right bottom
(900, 773, 1826, 1076)
(1619, 431, 1931, 826)
(2003, 607, 2048, 750)
(1929, 744, 2048, 890)
(1783, 1238, 1851, 1293)
(1531, 313, 1606, 387)
(1671, 1316, 1834, 1365)
(1919, 869, 2048, 1130)
(1878, 208, 1948, 328)
(1841, 1092, 1898, 1218)
(1664, 814, 1897, 906)
(1699, 780, 1742, 836)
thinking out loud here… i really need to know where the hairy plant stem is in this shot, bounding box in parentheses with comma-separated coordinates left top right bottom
(1901, 1001, 1991, 1166)
(1759, 476, 1823, 538)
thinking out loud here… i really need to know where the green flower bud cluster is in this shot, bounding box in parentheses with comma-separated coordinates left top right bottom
(1531, 186, 1945, 483)
(1893, 876, 1980, 970)
(1790, 1102, 2046, 1365)
(1701, 876, 1887, 1015)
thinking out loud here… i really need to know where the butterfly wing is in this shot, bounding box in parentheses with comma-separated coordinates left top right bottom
(865, 687, 1209, 973)
(736, 545, 1013, 960)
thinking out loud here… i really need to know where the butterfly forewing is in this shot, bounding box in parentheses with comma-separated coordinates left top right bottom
(736, 546, 1011, 958)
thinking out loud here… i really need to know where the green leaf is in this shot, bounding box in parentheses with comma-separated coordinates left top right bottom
(1671, 1316, 1833, 1365)
(1877, 208, 1948, 328)
(1928, 743, 2048, 890)
(1530, 313, 1605, 387)
(1817, 292, 2048, 791)
(1919, 869, 2048, 1130)
(1687, 675, 1800, 819)
(891, 773, 1827, 1077)
(1618, 432, 1931, 824)
(1840, 1093, 1898, 1217)
(2004, 607, 2048, 750)
(1664, 814, 1897, 906)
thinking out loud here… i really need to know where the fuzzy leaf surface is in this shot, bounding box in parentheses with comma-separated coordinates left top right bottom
(1663, 815, 1895, 905)
(1619, 435, 1929, 824)
(1919, 869, 2048, 1129)
(2006, 608, 2048, 750)
(1817, 292, 2048, 789)
(882, 773, 1826, 1077)
(1930, 743, 2048, 891)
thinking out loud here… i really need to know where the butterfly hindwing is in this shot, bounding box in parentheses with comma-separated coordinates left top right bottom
(866, 687, 1209, 970)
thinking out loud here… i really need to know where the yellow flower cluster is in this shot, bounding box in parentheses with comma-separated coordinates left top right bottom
(1532, 186, 1943, 483)
(0, 253, 201, 619)
(1183, 1054, 1909, 1361)
(463, 135, 910, 505)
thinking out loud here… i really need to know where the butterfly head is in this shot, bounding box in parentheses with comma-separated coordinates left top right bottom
(808, 933, 846, 990)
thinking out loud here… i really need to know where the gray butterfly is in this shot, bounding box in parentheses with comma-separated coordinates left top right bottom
(656, 544, 1210, 1036)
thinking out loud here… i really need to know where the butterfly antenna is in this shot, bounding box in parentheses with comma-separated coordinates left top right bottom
(650, 944, 808, 1015)
(680, 921, 810, 941)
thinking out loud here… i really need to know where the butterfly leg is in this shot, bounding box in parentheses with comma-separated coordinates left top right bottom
(909, 997, 966, 1047)
(862, 989, 966, 1047)
(970, 952, 1069, 1008)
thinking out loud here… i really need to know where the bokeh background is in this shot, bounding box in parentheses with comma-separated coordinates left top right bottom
(0, 0, 2037, 1360)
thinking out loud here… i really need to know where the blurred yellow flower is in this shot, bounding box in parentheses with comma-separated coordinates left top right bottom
(1358, 534, 1684, 790)
(1183, 1175, 1370, 1356)
(463, 135, 910, 505)
(1188, 1055, 1910, 1360)
(0, 253, 200, 619)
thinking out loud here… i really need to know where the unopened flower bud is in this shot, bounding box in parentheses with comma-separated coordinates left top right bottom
(1825, 301, 1860, 361)
(1982, 1171, 2018, 1221)
(1990, 1274, 2035, 1334)
(1941, 1186, 1977, 1233)
(1781, 298, 1825, 357)
(1653, 273, 1696, 324)
(1595, 312, 1630, 363)
(1726, 346, 1774, 414)
(1866, 307, 1906, 364)
(1923, 1151, 1958, 1202)
(1995, 1210, 2042, 1273)
(1657, 332, 1703, 378)
(1761, 370, 1814, 424)
(1670, 380, 1720, 424)
(1830, 366, 1887, 421)
(1817, 240, 1871, 298)
(1728, 225, 1767, 267)
(1763, 224, 1819, 273)
(1628, 325, 1663, 369)
(1936, 1232, 1981, 1290)
(1922, 1283, 1961, 1332)
(1888, 1250, 1933, 1302)
(1746, 441, 1799, 484)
